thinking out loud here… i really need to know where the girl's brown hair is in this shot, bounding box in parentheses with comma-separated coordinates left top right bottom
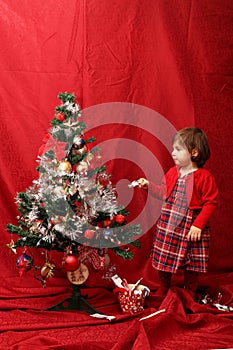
(173, 127, 210, 168)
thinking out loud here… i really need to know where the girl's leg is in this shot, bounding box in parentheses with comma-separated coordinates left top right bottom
(184, 270, 199, 298)
(156, 270, 172, 297)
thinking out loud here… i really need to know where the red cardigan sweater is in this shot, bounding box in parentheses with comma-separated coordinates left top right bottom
(148, 166, 218, 230)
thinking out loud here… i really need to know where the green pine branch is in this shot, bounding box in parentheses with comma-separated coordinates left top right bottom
(58, 92, 75, 103)
(112, 247, 133, 259)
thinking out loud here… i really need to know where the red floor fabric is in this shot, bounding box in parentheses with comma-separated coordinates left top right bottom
(0, 1, 233, 349)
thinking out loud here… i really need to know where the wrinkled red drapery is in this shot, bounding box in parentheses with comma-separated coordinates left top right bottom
(1, 1, 233, 349)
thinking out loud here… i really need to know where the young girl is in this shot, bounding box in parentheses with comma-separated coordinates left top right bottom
(138, 127, 218, 301)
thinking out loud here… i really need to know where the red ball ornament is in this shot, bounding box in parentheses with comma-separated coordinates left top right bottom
(63, 255, 80, 272)
(74, 200, 81, 210)
(98, 178, 109, 187)
(56, 112, 65, 121)
(84, 229, 95, 239)
(115, 214, 125, 224)
(103, 219, 112, 227)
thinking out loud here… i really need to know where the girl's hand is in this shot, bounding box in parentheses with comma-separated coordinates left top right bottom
(187, 225, 202, 242)
(138, 178, 149, 190)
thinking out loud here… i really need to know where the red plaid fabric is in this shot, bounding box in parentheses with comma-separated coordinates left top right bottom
(152, 175, 210, 273)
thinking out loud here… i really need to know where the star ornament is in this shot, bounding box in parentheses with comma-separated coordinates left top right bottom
(6, 239, 17, 254)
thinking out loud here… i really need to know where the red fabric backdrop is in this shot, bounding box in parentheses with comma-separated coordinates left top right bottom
(1, 1, 233, 349)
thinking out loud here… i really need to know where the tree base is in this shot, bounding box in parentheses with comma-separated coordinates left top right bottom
(45, 284, 99, 313)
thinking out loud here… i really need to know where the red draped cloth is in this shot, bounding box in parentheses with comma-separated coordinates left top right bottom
(0, 1, 233, 348)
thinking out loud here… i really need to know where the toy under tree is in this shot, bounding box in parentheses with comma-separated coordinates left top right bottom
(6, 92, 141, 311)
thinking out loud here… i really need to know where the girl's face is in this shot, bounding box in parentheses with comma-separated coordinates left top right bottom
(171, 140, 192, 168)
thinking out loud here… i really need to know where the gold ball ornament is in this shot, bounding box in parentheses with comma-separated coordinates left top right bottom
(41, 262, 56, 278)
(57, 159, 72, 173)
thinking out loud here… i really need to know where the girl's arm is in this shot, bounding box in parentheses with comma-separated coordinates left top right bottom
(138, 167, 178, 199)
(192, 173, 218, 230)
(138, 177, 166, 200)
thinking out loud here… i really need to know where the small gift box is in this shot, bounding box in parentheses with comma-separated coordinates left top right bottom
(112, 275, 150, 314)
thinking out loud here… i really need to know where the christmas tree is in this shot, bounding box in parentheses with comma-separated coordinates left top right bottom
(7, 92, 141, 287)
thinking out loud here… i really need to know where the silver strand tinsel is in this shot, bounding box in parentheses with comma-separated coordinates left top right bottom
(14, 94, 127, 246)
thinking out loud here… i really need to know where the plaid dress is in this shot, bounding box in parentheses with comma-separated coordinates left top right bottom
(152, 175, 210, 273)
